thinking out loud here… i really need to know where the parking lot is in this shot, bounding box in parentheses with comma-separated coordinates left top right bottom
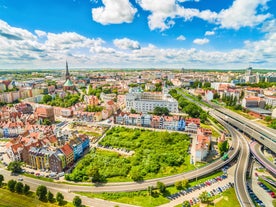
(159, 164, 235, 207)
(249, 162, 275, 207)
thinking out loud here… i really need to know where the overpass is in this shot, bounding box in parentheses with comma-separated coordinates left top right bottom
(250, 141, 276, 176)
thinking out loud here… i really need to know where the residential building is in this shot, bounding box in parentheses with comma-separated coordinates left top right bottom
(125, 89, 178, 114)
(59, 143, 74, 168)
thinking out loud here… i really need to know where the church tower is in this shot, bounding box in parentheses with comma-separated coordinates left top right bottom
(63, 61, 74, 91)
(65, 61, 70, 80)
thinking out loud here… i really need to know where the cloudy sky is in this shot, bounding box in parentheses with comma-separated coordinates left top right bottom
(0, 0, 275, 69)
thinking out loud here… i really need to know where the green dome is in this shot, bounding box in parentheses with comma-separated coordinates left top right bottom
(64, 79, 74, 87)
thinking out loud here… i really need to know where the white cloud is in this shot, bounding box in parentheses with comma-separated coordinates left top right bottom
(193, 38, 209, 45)
(204, 31, 215, 36)
(35, 30, 47, 38)
(176, 35, 186, 41)
(0, 20, 37, 41)
(92, 0, 137, 25)
(137, 0, 271, 31)
(217, 0, 271, 29)
(113, 38, 140, 50)
(1, 19, 276, 69)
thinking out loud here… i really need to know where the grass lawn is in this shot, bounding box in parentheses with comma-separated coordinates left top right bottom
(78, 190, 169, 207)
(0, 188, 73, 207)
(24, 174, 54, 182)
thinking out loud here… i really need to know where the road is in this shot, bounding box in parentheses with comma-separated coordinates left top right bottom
(0, 168, 138, 207)
(232, 129, 255, 207)
(177, 89, 276, 153)
(177, 90, 254, 207)
(250, 141, 276, 176)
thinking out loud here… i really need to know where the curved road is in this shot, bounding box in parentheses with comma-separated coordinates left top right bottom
(250, 141, 276, 176)
(233, 130, 255, 207)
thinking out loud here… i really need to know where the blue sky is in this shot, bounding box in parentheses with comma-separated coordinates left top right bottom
(0, 0, 275, 69)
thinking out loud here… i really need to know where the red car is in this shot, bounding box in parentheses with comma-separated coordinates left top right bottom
(269, 192, 275, 198)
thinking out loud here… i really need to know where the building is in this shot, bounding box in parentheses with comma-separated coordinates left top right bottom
(59, 143, 74, 168)
(125, 86, 178, 114)
(34, 105, 55, 122)
(194, 132, 211, 162)
(29, 147, 53, 170)
(63, 61, 75, 91)
(49, 151, 64, 173)
(265, 96, 276, 108)
(241, 96, 265, 108)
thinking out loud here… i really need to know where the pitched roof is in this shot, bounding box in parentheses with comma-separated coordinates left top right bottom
(60, 144, 73, 156)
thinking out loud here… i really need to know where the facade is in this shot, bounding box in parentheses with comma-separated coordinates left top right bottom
(29, 147, 53, 170)
(59, 143, 74, 168)
(265, 96, 276, 108)
(125, 90, 178, 114)
(241, 96, 265, 108)
(194, 134, 211, 162)
(69, 137, 83, 161)
(49, 152, 63, 173)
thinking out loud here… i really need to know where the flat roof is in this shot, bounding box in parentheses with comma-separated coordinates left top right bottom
(247, 107, 272, 115)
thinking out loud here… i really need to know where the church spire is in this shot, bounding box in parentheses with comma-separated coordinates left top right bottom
(65, 61, 70, 80)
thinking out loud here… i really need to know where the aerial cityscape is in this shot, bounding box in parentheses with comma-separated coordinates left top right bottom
(0, 1, 276, 207)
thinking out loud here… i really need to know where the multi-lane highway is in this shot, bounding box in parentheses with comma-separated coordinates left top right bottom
(214, 107, 276, 153)
(250, 141, 276, 176)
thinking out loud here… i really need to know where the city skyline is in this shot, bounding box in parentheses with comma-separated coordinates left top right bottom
(0, 0, 276, 69)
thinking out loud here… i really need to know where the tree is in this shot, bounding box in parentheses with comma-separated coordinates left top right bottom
(218, 140, 229, 156)
(0, 174, 4, 187)
(157, 181, 166, 194)
(175, 181, 182, 190)
(41, 94, 52, 103)
(199, 191, 209, 203)
(36, 185, 47, 201)
(182, 179, 188, 189)
(23, 184, 30, 195)
(42, 118, 52, 125)
(153, 107, 170, 116)
(182, 200, 191, 207)
(88, 168, 101, 183)
(270, 119, 276, 129)
(73, 196, 82, 207)
(47, 191, 54, 203)
(213, 92, 220, 99)
(265, 116, 272, 122)
(129, 167, 143, 181)
(56, 192, 64, 205)
(197, 95, 202, 101)
(15, 182, 24, 194)
(7, 180, 17, 192)
(130, 108, 137, 114)
(147, 186, 153, 196)
(7, 161, 22, 173)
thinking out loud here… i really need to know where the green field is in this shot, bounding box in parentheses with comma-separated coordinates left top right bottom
(78, 190, 169, 207)
(0, 188, 73, 207)
(67, 127, 194, 182)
